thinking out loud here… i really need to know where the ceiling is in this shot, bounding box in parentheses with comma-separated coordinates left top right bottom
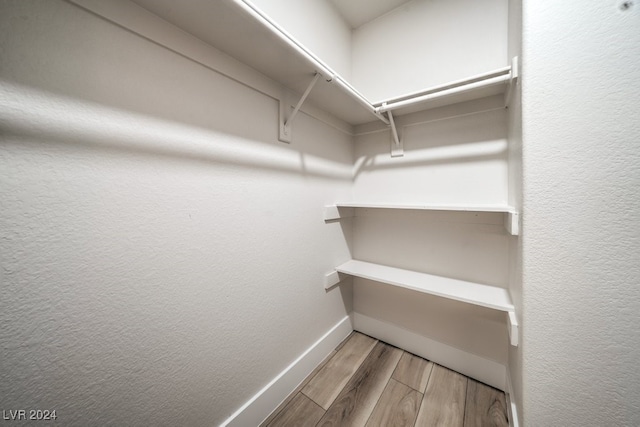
(329, 0, 412, 29)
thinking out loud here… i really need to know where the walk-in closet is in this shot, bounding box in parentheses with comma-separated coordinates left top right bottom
(1, 1, 638, 426)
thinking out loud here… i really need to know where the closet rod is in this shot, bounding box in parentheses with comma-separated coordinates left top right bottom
(233, 0, 390, 125)
(375, 69, 512, 113)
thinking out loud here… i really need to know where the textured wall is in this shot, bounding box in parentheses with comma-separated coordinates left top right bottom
(521, 1, 640, 425)
(351, 0, 508, 102)
(353, 96, 509, 205)
(0, 1, 353, 425)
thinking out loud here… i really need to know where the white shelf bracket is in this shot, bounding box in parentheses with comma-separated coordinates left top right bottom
(279, 72, 321, 143)
(504, 56, 519, 107)
(386, 107, 404, 157)
(507, 311, 519, 347)
(324, 270, 345, 289)
(323, 205, 355, 221)
(505, 211, 520, 236)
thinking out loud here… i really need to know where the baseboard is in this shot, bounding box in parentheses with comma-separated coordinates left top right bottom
(220, 315, 353, 427)
(353, 312, 506, 391)
(505, 369, 521, 427)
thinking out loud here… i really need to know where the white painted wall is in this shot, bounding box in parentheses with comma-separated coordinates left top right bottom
(249, 0, 353, 80)
(521, 1, 640, 425)
(353, 96, 509, 206)
(351, 0, 509, 102)
(329, 0, 411, 29)
(350, 96, 512, 365)
(0, 1, 353, 425)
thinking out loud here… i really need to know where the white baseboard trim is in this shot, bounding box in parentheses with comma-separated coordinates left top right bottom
(353, 312, 506, 391)
(220, 315, 353, 427)
(505, 369, 520, 427)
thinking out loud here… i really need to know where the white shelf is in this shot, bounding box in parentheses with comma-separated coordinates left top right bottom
(129, 0, 383, 125)
(334, 260, 514, 312)
(324, 203, 520, 235)
(335, 202, 516, 213)
(129, 0, 513, 126)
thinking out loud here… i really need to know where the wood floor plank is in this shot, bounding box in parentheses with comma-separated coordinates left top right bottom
(260, 349, 337, 426)
(365, 378, 422, 427)
(463, 380, 509, 427)
(392, 351, 434, 392)
(316, 341, 403, 427)
(301, 332, 377, 410)
(334, 331, 357, 352)
(264, 393, 324, 427)
(415, 364, 468, 427)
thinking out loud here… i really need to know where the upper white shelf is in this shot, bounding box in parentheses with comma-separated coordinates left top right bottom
(130, 0, 515, 126)
(334, 202, 516, 213)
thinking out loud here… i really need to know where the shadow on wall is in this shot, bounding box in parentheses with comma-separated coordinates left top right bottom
(0, 0, 355, 171)
(353, 106, 508, 180)
(0, 82, 353, 182)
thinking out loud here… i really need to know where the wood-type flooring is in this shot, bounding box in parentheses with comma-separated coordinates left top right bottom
(261, 332, 509, 427)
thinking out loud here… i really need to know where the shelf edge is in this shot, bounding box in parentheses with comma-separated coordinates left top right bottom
(336, 260, 514, 312)
(334, 202, 517, 213)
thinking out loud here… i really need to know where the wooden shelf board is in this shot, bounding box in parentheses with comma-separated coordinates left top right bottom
(336, 260, 514, 312)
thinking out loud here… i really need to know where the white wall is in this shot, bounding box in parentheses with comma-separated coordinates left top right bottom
(521, 1, 640, 425)
(351, 0, 509, 102)
(0, 1, 353, 425)
(350, 96, 512, 366)
(353, 96, 509, 205)
(249, 0, 353, 80)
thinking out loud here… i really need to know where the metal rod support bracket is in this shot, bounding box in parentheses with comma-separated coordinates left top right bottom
(279, 73, 321, 143)
(504, 56, 519, 107)
(507, 311, 519, 346)
(387, 107, 403, 157)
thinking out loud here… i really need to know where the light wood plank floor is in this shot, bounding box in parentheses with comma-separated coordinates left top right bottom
(261, 332, 508, 427)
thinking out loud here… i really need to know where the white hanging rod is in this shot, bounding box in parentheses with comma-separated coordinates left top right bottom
(374, 66, 511, 106)
(233, 0, 389, 125)
(375, 67, 512, 113)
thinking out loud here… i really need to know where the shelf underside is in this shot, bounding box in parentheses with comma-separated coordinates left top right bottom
(336, 260, 514, 312)
(335, 202, 516, 213)
(130, 0, 378, 125)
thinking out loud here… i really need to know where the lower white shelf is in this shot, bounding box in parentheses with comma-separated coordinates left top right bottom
(333, 260, 513, 311)
(325, 260, 519, 346)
